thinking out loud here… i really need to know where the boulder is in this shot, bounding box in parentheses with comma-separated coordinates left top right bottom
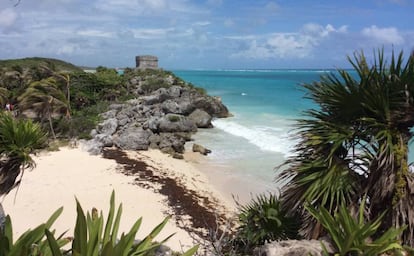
(192, 143, 211, 155)
(100, 109, 118, 119)
(253, 239, 334, 256)
(172, 153, 184, 159)
(113, 127, 153, 150)
(96, 118, 118, 136)
(193, 96, 230, 118)
(140, 88, 171, 105)
(108, 103, 124, 111)
(159, 133, 186, 153)
(167, 86, 182, 98)
(161, 99, 194, 115)
(83, 139, 103, 155)
(188, 109, 212, 128)
(158, 114, 197, 133)
(94, 134, 113, 147)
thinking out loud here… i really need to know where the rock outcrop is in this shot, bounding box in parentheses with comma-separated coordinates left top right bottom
(253, 239, 335, 256)
(87, 71, 230, 155)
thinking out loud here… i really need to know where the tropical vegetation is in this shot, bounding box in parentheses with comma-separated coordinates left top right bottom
(0, 191, 198, 255)
(2, 51, 414, 255)
(277, 49, 414, 251)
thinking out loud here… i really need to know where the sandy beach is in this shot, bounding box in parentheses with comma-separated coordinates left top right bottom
(1, 145, 234, 252)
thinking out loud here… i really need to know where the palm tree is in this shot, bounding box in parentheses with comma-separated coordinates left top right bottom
(53, 72, 71, 118)
(0, 112, 47, 230)
(277, 50, 414, 246)
(39, 64, 72, 118)
(17, 77, 68, 139)
(0, 87, 9, 109)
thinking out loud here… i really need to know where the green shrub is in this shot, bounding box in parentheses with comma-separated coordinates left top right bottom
(168, 115, 180, 122)
(306, 198, 405, 256)
(233, 193, 301, 254)
(141, 77, 171, 93)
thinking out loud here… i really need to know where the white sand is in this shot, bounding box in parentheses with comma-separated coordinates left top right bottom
(1, 146, 233, 252)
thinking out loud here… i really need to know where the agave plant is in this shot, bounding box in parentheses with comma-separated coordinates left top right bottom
(233, 193, 301, 253)
(45, 191, 199, 256)
(0, 207, 69, 256)
(306, 198, 405, 256)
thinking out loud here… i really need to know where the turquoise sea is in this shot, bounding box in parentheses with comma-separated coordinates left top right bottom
(172, 70, 329, 201)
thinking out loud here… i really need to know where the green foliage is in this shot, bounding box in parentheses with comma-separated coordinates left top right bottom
(141, 77, 171, 93)
(0, 57, 82, 73)
(233, 193, 301, 254)
(0, 207, 69, 256)
(43, 191, 199, 256)
(0, 87, 10, 107)
(168, 115, 180, 122)
(306, 199, 405, 256)
(1, 191, 198, 256)
(277, 49, 414, 244)
(0, 112, 47, 157)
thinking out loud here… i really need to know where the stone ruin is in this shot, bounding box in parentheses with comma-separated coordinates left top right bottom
(135, 55, 158, 69)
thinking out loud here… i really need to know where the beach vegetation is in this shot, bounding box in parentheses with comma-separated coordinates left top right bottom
(0, 207, 69, 256)
(277, 49, 414, 248)
(0, 191, 198, 256)
(18, 77, 69, 140)
(0, 87, 10, 108)
(306, 196, 404, 256)
(0, 112, 47, 232)
(232, 193, 301, 254)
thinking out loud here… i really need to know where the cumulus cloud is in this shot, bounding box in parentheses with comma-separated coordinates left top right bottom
(0, 8, 18, 30)
(361, 25, 404, 45)
(231, 23, 348, 59)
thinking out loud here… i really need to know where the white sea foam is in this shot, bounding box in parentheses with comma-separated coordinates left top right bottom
(212, 119, 294, 157)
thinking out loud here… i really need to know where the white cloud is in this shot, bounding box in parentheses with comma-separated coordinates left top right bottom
(130, 27, 175, 39)
(361, 25, 404, 45)
(302, 23, 348, 38)
(193, 21, 211, 26)
(77, 29, 114, 38)
(0, 8, 18, 29)
(231, 23, 348, 59)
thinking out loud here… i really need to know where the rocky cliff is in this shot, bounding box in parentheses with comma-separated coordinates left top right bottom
(85, 70, 230, 157)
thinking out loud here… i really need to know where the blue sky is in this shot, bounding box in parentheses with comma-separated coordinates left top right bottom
(0, 0, 413, 69)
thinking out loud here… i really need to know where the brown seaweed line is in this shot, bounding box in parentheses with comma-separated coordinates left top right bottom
(102, 148, 226, 239)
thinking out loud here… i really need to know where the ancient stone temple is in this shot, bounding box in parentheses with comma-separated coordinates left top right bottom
(135, 55, 158, 69)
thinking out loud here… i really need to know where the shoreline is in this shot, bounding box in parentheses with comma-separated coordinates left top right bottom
(1, 145, 235, 252)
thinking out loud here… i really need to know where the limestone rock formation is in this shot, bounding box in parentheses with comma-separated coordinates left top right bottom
(188, 109, 212, 128)
(87, 70, 230, 156)
(192, 143, 212, 155)
(253, 239, 334, 256)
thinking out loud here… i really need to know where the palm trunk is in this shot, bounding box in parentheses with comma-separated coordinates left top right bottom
(390, 132, 414, 246)
(48, 113, 56, 140)
(0, 203, 5, 233)
(66, 79, 71, 119)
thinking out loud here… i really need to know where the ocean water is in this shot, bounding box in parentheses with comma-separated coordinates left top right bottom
(172, 70, 328, 201)
(172, 69, 414, 203)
